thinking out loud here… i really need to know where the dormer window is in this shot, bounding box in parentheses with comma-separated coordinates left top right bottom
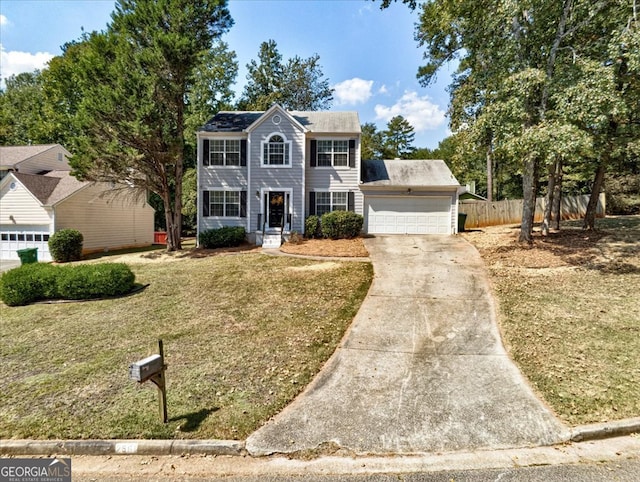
(262, 134, 291, 167)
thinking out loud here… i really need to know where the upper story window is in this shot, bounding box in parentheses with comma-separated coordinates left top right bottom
(202, 139, 246, 167)
(311, 139, 356, 168)
(262, 134, 291, 167)
(317, 140, 348, 167)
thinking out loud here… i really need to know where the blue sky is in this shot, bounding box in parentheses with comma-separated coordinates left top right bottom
(0, 0, 453, 148)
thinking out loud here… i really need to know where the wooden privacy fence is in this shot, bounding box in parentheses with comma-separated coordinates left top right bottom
(459, 193, 606, 229)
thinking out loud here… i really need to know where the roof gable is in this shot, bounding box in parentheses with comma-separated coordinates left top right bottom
(245, 104, 307, 133)
(199, 105, 360, 134)
(0, 144, 71, 168)
(12, 172, 61, 204)
(361, 159, 460, 188)
(9, 171, 89, 205)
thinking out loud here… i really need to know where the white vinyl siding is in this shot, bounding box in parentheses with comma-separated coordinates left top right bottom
(54, 183, 154, 253)
(0, 179, 53, 226)
(9, 145, 71, 174)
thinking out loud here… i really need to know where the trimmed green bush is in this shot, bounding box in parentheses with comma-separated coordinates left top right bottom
(199, 226, 246, 249)
(56, 263, 135, 300)
(49, 229, 84, 263)
(0, 262, 135, 306)
(320, 211, 364, 239)
(305, 215, 321, 239)
(0, 263, 59, 306)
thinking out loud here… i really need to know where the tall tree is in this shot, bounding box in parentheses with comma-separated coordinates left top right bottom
(382, 115, 415, 158)
(0, 71, 48, 145)
(380, 0, 640, 242)
(56, 0, 233, 251)
(237, 39, 333, 111)
(361, 122, 384, 160)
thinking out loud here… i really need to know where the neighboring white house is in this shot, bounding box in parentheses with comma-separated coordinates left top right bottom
(196, 104, 460, 247)
(0, 144, 155, 261)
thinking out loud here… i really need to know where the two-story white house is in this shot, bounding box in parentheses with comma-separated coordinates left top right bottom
(197, 104, 460, 247)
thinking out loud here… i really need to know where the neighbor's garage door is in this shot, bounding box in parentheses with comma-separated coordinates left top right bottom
(0, 226, 51, 261)
(365, 196, 452, 234)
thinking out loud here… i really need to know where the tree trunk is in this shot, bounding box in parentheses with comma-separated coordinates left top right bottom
(519, 154, 538, 243)
(486, 141, 493, 202)
(541, 162, 556, 236)
(541, 158, 562, 235)
(583, 161, 606, 230)
(551, 163, 563, 230)
(171, 91, 185, 252)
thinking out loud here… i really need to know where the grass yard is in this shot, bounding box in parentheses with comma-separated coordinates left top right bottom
(463, 215, 640, 426)
(0, 252, 372, 440)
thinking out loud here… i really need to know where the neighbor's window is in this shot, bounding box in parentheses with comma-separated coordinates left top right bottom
(317, 140, 348, 167)
(207, 139, 240, 166)
(316, 191, 348, 216)
(263, 134, 291, 166)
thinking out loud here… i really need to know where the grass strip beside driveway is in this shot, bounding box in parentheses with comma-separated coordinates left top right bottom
(464, 216, 640, 426)
(0, 253, 372, 440)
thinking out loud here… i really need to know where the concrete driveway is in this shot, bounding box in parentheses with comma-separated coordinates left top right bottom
(0, 259, 20, 272)
(247, 236, 568, 456)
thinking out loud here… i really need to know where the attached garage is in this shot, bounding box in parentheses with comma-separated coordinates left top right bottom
(365, 195, 452, 235)
(0, 227, 51, 261)
(360, 159, 460, 235)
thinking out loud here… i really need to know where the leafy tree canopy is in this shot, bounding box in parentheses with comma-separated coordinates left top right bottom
(237, 39, 333, 111)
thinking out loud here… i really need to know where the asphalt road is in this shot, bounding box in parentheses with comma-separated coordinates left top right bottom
(72, 457, 640, 481)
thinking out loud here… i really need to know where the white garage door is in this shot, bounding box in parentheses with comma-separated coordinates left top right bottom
(365, 196, 452, 235)
(0, 226, 51, 261)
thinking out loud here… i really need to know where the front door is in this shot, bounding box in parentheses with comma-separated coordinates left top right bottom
(268, 191, 286, 228)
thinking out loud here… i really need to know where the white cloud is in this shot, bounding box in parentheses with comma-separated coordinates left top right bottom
(0, 15, 8, 26)
(378, 84, 388, 95)
(0, 44, 54, 84)
(333, 77, 374, 106)
(374, 91, 446, 131)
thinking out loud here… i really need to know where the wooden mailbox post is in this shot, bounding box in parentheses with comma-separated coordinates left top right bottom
(129, 339, 168, 423)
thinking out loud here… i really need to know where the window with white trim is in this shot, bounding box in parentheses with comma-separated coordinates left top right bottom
(263, 134, 291, 166)
(206, 139, 240, 166)
(316, 191, 348, 216)
(203, 190, 244, 217)
(317, 140, 348, 167)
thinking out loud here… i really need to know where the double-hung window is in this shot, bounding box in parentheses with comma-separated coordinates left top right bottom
(315, 192, 348, 216)
(207, 139, 240, 166)
(202, 139, 245, 167)
(202, 190, 246, 217)
(263, 134, 291, 166)
(317, 140, 348, 167)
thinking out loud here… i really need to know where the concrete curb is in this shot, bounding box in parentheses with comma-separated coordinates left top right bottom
(2, 417, 639, 457)
(570, 417, 640, 442)
(0, 439, 245, 457)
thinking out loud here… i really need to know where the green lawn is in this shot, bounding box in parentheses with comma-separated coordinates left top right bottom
(0, 253, 372, 440)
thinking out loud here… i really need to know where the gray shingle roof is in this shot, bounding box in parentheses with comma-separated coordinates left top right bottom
(361, 159, 460, 188)
(0, 144, 60, 167)
(200, 109, 360, 133)
(12, 171, 88, 205)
